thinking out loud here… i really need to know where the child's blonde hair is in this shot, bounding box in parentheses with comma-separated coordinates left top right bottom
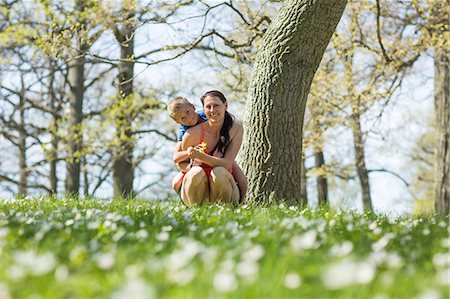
(167, 96, 192, 119)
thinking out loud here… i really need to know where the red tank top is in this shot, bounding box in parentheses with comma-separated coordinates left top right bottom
(199, 123, 233, 176)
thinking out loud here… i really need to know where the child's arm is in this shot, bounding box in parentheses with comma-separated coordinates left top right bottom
(173, 141, 190, 164)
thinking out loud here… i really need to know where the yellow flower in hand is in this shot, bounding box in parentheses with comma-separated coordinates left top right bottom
(198, 142, 207, 153)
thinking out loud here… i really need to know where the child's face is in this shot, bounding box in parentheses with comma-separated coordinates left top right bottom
(172, 104, 198, 126)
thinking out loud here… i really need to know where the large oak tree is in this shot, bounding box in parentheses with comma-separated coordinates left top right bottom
(241, 0, 348, 205)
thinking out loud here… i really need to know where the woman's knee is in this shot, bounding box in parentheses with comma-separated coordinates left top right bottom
(210, 166, 230, 183)
(210, 167, 236, 191)
(184, 166, 208, 186)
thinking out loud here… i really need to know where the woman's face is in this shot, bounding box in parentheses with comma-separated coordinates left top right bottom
(203, 95, 227, 123)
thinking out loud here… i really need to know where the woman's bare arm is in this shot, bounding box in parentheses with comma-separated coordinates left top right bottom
(187, 123, 243, 170)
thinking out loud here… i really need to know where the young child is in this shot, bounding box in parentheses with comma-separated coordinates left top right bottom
(167, 96, 248, 202)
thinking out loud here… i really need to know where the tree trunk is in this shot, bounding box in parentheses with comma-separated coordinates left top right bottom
(314, 150, 328, 206)
(65, 51, 85, 195)
(82, 156, 89, 196)
(351, 97, 372, 211)
(312, 105, 328, 206)
(113, 3, 135, 198)
(434, 47, 449, 215)
(241, 0, 347, 205)
(300, 151, 308, 206)
(49, 63, 59, 195)
(18, 92, 27, 196)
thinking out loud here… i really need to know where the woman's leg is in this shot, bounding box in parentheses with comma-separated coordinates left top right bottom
(171, 171, 185, 194)
(231, 163, 248, 203)
(209, 166, 239, 204)
(181, 166, 209, 207)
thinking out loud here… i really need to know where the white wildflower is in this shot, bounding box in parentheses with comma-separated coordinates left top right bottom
(112, 228, 126, 242)
(54, 265, 69, 281)
(329, 241, 353, 257)
(414, 288, 441, 299)
(167, 267, 196, 286)
(0, 228, 9, 238)
(96, 252, 116, 270)
(201, 247, 218, 270)
(242, 244, 265, 262)
(441, 238, 450, 248)
(385, 252, 404, 269)
(65, 219, 75, 226)
(136, 229, 149, 240)
(220, 259, 235, 272)
(167, 238, 203, 270)
(156, 231, 169, 242)
(236, 260, 259, 281)
(372, 233, 394, 252)
(87, 220, 100, 230)
(225, 221, 239, 233)
(125, 264, 143, 279)
(14, 250, 56, 276)
(213, 271, 237, 293)
(7, 265, 25, 281)
(321, 258, 376, 289)
(162, 225, 173, 232)
(433, 253, 450, 268)
(0, 282, 11, 299)
(437, 268, 450, 286)
(369, 221, 378, 230)
(284, 273, 302, 289)
(111, 278, 155, 299)
(290, 230, 318, 252)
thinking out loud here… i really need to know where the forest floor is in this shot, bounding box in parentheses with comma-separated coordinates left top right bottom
(0, 197, 448, 298)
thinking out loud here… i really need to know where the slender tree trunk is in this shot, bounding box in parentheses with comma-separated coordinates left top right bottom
(314, 150, 328, 206)
(434, 47, 449, 214)
(300, 151, 308, 206)
(241, 0, 348, 205)
(312, 107, 328, 206)
(18, 92, 27, 196)
(49, 63, 58, 195)
(82, 156, 89, 196)
(49, 133, 58, 194)
(113, 3, 135, 198)
(351, 97, 372, 210)
(65, 51, 85, 195)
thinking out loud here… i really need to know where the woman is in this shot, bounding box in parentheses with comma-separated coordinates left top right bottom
(180, 90, 244, 206)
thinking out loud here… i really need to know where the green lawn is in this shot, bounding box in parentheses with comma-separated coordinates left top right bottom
(0, 198, 448, 298)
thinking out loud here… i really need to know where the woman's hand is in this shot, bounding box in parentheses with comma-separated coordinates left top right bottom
(187, 145, 205, 160)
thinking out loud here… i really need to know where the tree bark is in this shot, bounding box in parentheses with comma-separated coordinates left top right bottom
(65, 49, 85, 195)
(18, 91, 27, 196)
(351, 96, 372, 211)
(49, 63, 59, 195)
(434, 47, 449, 214)
(113, 3, 135, 198)
(314, 150, 328, 206)
(311, 105, 328, 206)
(300, 151, 308, 206)
(241, 0, 347, 205)
(64, 0, 90, 196)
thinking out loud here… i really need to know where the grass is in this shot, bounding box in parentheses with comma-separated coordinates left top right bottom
(0, 197, 448, 299)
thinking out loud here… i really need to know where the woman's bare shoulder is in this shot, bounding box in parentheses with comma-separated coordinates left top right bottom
(185, 122, 203, 136)
(231, 121, 243, 134)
